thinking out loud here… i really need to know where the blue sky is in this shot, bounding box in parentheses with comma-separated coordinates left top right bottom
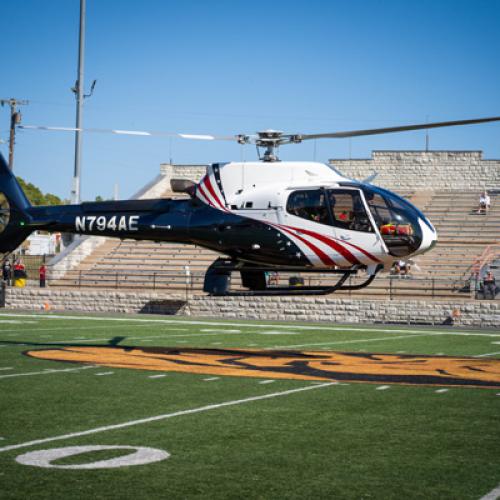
(2, 0, 500, 200)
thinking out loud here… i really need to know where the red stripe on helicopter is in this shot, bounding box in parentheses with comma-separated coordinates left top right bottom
(286, 226, 361, 265)
(278, 226, 337, 267)
(274, 223, 380, 265)
(203, 175, 228, 211)
(197, 181, 216, 208)
(333, 238, 381, 263)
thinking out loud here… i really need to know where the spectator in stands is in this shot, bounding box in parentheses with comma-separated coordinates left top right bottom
(477, 191, 490, 214)
(394, 259, 411, 277)
(39, 264, 47, 288)
(2, 258, 12, 285)
(266, 271, 279, 287)
(483, 271, 497, 299)
(13, 258, 27, 288)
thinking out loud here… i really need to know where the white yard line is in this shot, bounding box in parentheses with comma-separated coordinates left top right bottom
(0, 324, 153, 334)
(0, 365, 97, 380)
(0, 382, 335, 454)
(0, 331, 247, 347)
(273, 334, 426, 349)
(376, 386, 390, 391)
(474, 351, 500, 358)
(479, 483, 500, 500)
(0, 313, 497, 336)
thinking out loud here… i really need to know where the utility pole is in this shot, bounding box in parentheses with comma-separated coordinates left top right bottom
(0, 98, 29, 170)
(70, 0, 95, 204)
(71, 0, 86, 204)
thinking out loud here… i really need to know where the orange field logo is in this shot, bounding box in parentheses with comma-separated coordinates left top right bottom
(25, 346, 500, 388)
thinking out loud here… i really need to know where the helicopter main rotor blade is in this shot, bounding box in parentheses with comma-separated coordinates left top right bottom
(18, 125, 238, 142)
(297, 116, 500, 141)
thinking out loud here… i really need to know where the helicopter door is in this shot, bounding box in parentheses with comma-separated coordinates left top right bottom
(325, 188, 386, 264)
(285, 188, 385, 266)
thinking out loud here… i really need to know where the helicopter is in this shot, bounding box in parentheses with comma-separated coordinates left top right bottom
(1, 115, 499, 295)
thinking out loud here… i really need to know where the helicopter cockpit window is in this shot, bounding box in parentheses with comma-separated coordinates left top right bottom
(286, 190, 329, 224)
(286, 188, 373, 232)
(361, 185, 423, 256)
(0, 193, 10, 234)
(327, 189, 373, 233)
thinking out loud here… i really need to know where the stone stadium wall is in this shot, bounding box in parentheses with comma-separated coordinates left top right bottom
(329, 151, 500, 191)
(160, 152, 500, 191)
(5, 288, 499, 328)
(160, 163, 207, 184)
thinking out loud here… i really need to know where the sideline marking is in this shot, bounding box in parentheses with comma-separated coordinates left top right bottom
(258, 330, 298, 335)
(376, 385, 390, 391)
(0, 383, 335, 454)
(0, 320, 37, 324)
(0, 313, 497, 336)
(435, 389, 449, 393)
(0, 367, 14, 371)
(148, 374, 166, 379)
(475, 351, 500, 358)
(0, 365, 96, 380)
(201, 329, 242, 333)
(479, 483, 500, 500)
(95, 372, 114, 376)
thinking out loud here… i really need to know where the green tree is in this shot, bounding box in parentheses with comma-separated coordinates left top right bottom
(16, 177, 63, 206)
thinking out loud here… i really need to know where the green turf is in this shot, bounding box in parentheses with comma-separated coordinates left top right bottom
(0, 311, 499, 499)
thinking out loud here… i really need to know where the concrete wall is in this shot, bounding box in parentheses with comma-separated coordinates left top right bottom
(5, 288, 188, 315)
(159, 152, 500, 192)
(160, 164, 207, 185)
(330, 151, 500, 191)
(5, 288, 499, 328)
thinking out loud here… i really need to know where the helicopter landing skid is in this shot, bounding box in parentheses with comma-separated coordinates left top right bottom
(203, 259, 380, 296)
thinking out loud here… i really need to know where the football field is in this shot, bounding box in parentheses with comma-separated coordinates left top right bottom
(0, 311, 499, 500)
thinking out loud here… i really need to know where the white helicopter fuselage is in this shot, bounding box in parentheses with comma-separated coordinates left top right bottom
(195, 161, 437, 270)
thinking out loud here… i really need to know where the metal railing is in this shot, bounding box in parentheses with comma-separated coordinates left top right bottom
(5, 268, 479, 300)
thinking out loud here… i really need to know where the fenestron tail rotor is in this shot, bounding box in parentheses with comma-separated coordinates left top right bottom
(19, 115, 500, 162)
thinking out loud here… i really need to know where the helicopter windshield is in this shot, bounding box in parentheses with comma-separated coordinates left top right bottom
(286, 188, 373, 232)
(359, 185, 423, 256)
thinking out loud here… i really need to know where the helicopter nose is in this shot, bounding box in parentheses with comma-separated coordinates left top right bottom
(416, 218, 437, 255)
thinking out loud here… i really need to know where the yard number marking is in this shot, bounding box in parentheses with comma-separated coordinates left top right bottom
(16, 445, 169, 469)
